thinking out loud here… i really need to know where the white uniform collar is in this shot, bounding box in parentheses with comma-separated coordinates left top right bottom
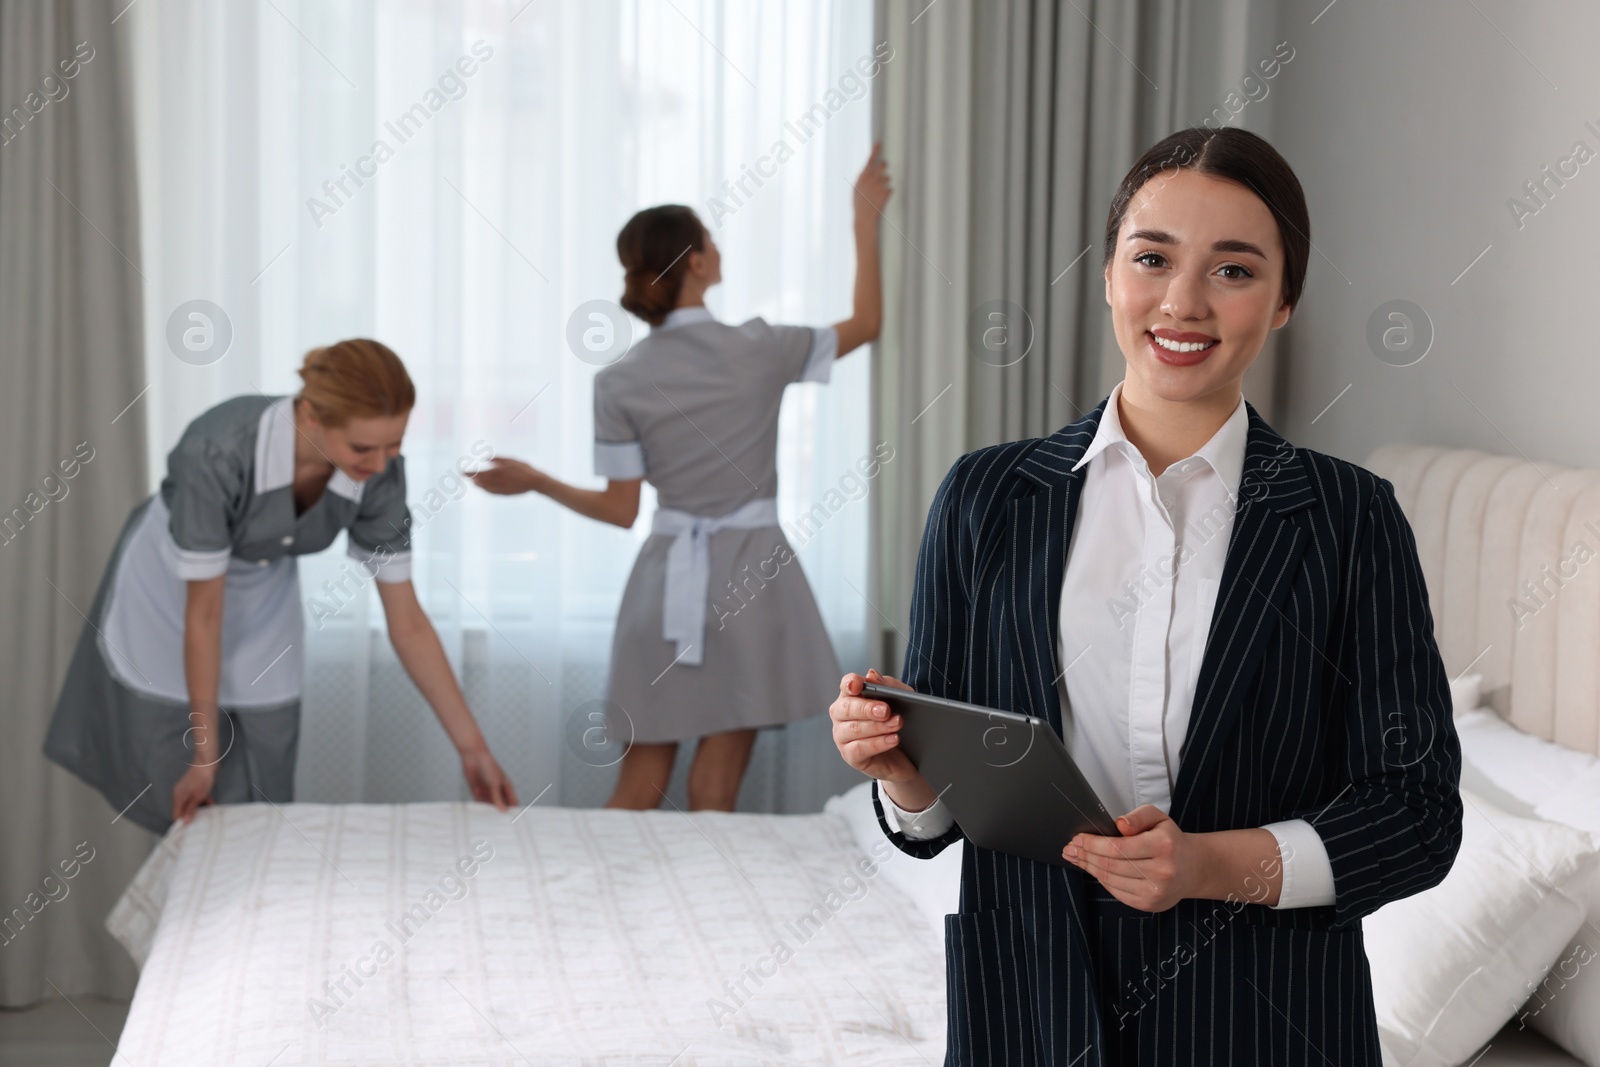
(1072, 379, 1248, 501)
(254, 396, 364, 502)
(657, 305, 716, 331)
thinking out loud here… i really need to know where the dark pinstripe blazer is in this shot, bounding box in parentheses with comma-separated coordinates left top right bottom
(872, 397, 1462, 1066)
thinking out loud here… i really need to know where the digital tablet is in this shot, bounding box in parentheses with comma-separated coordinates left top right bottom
(861, 682, 1122, 867)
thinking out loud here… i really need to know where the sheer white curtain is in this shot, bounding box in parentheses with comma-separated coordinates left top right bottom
(129, 0, 877, 814)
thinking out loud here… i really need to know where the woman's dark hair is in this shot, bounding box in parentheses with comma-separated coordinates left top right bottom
(1102, 127, 1311, 311)
(617, 205, 706, 326)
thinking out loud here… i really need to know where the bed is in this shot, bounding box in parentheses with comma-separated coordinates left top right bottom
(107, 801, 947, 1065)
(103, 787, 1586, 1067)
(104, 440, 1600, 1067)
(1364, 443, 1600, 1067)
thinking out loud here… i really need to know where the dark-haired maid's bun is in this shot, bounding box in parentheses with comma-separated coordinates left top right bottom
(616, 205, 705, 327)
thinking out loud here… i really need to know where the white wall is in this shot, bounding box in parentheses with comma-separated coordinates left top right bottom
(1263, 0, 1600, 472)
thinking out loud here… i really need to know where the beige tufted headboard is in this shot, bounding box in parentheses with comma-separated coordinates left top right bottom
(1365, 444, 1600, 756)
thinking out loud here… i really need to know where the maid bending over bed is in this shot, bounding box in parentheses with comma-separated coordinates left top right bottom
(472, 147, 892, 811)
(831, 127, 1462, 1065)
(45, 340, 518, 833)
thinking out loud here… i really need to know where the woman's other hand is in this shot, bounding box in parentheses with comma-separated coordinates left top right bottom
(1064, 807, 1286, 912)
(1064, 805, 1202, 912)
(468, 457, 544, 496)
(172, 763, 217, 825)
(461, 747, 519, 811)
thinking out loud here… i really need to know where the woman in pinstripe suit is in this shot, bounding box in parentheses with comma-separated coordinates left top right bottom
(831, 126, 1461, 1066)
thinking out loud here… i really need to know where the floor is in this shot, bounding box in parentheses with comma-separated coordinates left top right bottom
(0, 996, 130, 1067)
(1481, 1023, 1589, 1067)
(0, 998, 1582, 1066)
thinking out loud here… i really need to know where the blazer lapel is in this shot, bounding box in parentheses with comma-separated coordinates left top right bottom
(1004, 400, 1108, 733)
(1000, 399, 1109, 1013)
(1169, 406, 1320, 825)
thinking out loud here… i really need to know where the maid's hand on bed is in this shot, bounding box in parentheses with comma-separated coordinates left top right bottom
(460, 747, 518, 810)
(172, 763, 216, 825)
(830, 669, 937, 811)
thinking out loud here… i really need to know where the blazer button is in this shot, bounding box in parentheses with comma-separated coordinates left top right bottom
(281, 535, 295, 546)
(257, 559, 269, 567)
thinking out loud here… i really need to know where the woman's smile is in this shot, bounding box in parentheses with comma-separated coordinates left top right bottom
(1146, 327, 1220, 366)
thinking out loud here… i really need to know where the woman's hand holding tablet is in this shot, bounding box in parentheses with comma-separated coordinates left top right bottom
(1063, 806, 1206, 911)
(1065, 809, 1293, 912)
(829, 669, 940, 815)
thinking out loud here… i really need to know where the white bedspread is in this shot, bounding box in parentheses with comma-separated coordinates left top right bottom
(107, 803, 946, 1065)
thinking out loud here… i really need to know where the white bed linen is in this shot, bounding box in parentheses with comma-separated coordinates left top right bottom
(109, 800, 1577, 1067)
(107, 803, 945, 1065)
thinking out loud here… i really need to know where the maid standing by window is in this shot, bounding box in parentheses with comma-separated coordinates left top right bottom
(45, 340, 519, 833)
(831, 127, 1461, 1064)
(473, 147, 892, 811)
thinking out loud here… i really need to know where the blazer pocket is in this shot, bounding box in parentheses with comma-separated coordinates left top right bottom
(1246, 921, 1368, 975)
(1246, 922, 1379, 1052)
(944, 908, 1040, 1066)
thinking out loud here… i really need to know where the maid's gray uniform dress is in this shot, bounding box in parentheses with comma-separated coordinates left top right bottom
(595, 305, 841, 743)
(44, 394, 412, 834)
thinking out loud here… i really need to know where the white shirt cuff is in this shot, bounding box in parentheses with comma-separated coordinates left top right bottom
(594, 440, 646, 479)
(883, 787, 955, 841)
(796, 326, 838, 384)
(1264, 818, 1336, 909)
(349, 543, 412, 584)
(170, 544, 231, 581)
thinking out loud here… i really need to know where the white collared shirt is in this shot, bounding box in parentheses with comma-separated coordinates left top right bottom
(885, 381, 1336, 909)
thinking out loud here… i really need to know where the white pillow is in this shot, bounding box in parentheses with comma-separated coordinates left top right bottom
(1455, 709, 1598, 810)
(1365, 788, 1598, 1067)
(1535, 762, 1600, 894)
(824, 779, 960, 945)
(1449, 673, 1483, 718)
(1522, 763, 1600, 1063)
(1454, 710, 1600, 1063)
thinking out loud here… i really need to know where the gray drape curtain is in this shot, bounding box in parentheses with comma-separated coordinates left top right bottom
(870, 0, 1283, 669)
(0, 0, 151, 1006)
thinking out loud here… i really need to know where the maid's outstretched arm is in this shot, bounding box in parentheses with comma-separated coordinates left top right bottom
(831, 142, 892, 359)
(375, 577, 519, 810)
